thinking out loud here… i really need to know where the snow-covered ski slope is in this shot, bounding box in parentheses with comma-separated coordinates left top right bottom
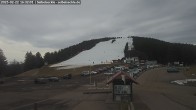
(51, 37, 132, 69)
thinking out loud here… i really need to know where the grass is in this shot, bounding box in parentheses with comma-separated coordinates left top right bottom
(17, 68, 39, 77)
(17, 64, 118, 77)
(184, 65, 196, 78)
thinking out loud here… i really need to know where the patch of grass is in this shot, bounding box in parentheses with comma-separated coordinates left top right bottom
(184, 65, 196, 78)
(17, 64, 117, 77)
(17, 68, 39, 77)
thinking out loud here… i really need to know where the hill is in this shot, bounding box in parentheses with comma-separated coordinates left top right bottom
(44, 37, 114, 65)
(51, 37, 132, 69)
(17, 36, 196, 77)
(131, 36, 196, 65)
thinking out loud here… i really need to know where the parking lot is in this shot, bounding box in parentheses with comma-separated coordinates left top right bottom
(0, 65, 114, 110)
(0, 64, 165, 110)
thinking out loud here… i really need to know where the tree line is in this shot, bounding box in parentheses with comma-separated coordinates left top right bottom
(124, 42, 148, 60)
(44, 37, 113, 64)
(0, 49, 44, 77)
(128, 36, 196, 65)
(0, 37, 113, 77)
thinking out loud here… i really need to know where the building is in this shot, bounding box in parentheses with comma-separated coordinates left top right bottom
(125, 57, 139, 65)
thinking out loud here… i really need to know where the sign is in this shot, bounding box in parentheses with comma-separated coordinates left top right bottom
(113, 85, 131, 101)
(114, 85, 131, 94)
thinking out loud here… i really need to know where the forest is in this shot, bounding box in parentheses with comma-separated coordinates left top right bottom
(125, 36, 196, 65)
(44, 37, 113, 64)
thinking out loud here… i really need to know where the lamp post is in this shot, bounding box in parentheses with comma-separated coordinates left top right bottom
(90, 64, 91, 84)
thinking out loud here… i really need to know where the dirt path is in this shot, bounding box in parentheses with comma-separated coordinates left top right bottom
(133, 67, 196, 110)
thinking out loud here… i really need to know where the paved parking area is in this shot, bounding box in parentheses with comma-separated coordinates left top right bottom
(133, 67, 196, 110)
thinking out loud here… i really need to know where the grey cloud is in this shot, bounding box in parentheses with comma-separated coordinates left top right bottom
(0, 0, 196, 50)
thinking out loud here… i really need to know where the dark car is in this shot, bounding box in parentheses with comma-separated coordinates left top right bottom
(167, 67, 179, 73)
(34, 77, 48, 84)
(63, 74, 72, 79)
(97, 68, 104, 73)
(48, 76, 60, 82)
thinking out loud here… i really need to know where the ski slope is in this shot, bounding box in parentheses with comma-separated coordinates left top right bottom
(51, 37, 132, 69)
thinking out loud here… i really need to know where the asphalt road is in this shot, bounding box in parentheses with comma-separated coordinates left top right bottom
(133, 67, 196, 110)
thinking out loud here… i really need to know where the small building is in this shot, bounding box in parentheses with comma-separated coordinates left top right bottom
(107, 71, 138, 101)
(125, 57, 139, 65)
(112, 59, 122, 64)
(174, 61, 180, 66)
(168, 61, 183, 67)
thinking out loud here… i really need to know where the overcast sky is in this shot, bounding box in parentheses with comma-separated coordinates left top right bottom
(0, 0, 196, 62)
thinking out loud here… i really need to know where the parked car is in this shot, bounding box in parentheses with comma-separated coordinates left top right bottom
(129, 68, 139, 77)
(48, 76, 60, 82)
(137, 68, 142, 72)
(167, 67, 179, 73)
(147, 65, 154, 69)
(34, 77, 48, 84)
(94, 70, 100, 74)
(97, 68, 104, 73)
(141, 66, 147, 71)
(81, 71, 90, 76)
(102, 67, 108, 72)
(133, 68, 140, 74)
(114, 66, 125, 72)
(63, 73, 72, 79)
(104, 70, 114, 75)
(90, 71, 98, 75)
(154, 64, 160, 68)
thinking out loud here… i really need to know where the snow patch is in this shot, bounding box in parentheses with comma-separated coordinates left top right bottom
(51, 38, 132, 69)
(171, 79, 196, 85)
(55, 65, 88, 70)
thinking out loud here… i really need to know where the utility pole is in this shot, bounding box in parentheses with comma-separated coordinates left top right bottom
(89, 65, 91, 84)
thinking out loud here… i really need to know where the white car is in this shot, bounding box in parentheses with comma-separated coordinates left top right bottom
(90, 71, 98, 75)
(138, 68, 142, 72)
(129, 68, 139, 75)
(81, 71, 90, 76)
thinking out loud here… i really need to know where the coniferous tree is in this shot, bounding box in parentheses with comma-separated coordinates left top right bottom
(6, 60, 23, 76)
(24, 52, 36, 71)
(0, 49, 7, 77)
(44, 52, 50, 64)
(35, 52, 44, 68)
(124, 43, 129, 58)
